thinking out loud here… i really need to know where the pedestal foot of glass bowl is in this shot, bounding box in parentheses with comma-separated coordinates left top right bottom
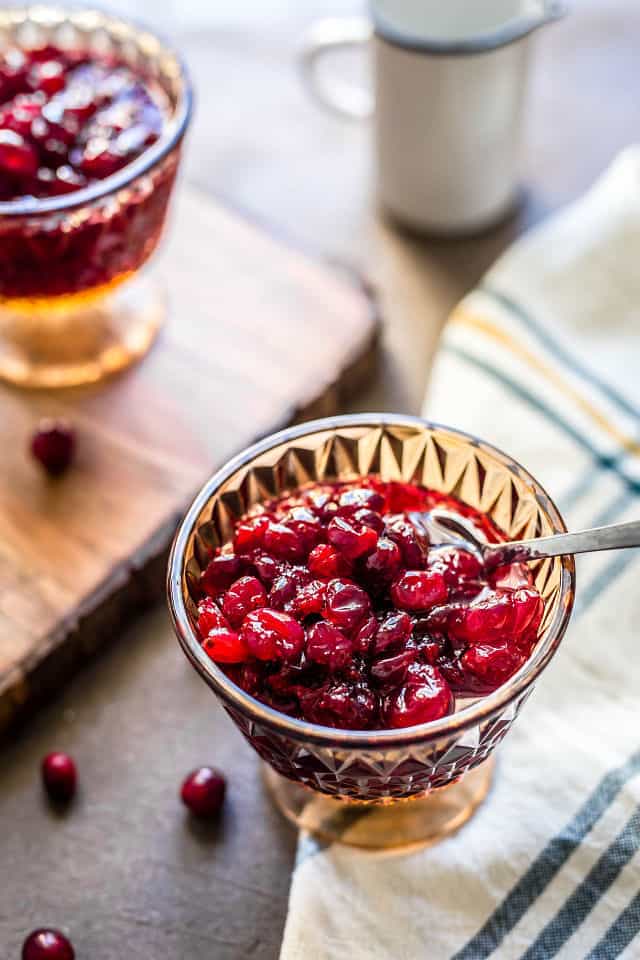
(263, 757, 495, 853)
(0, 271, 165, 389)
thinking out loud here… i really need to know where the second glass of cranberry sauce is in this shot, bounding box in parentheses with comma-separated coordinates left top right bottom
(0, 44, 167, 201)
(196, 479, 545, 731)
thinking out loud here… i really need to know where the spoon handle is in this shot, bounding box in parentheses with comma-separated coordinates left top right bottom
(486, 519, 640, 565)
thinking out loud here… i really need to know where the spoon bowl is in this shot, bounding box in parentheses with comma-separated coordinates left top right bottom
(410, 510, 640, 569)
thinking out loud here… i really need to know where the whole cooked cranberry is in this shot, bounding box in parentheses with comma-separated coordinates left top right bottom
(39, 108, 76, 143)
(200, 554, 246, 594)
(383, 663, 453, 727)
(353, 615, 378, 654)
(250, 550, 280, 585)
(327, 515, 378, 560)
(335, 499, 381, 524)
(221, 576, 267, 628)
(419, 602, 463, 635)
(373, 611, 413, 655)
(196, 597, 228, 638)
(180, 766, 226, 818)
(285, 506, 323, 553)
(0, 128, 38, 176)
(428, 547, 482, 586)
(308, 543, 350, 578)
(384, 516, 426, 567)
(303, 486, 332, 513)
(293, 579, 327, 617)
(233, 515, 270, 554)
(363, 537, 402, 584)
(30, 420, 75, 476)
(28, 59, 66, 95)
(323, 579, 371, 632)
(338, 486, 385, 512)
(1, 94, 43, 136)
(202, 627, 248, 664)
(0, 49, 27, 100)
(306, 620, 353, 671)
(447, 590, 514, 645)
(22, 929, 74, 960)
(31, 110, 74, 144)
(350, 506, 385, 533)
(301, 681, 378, 729)
(317, 502, 339, 524)
(391, 570, 448, 612)
(49, 164, 87, 195)
(461, 643, 525, 691)
(74, 141, 125, 178)
(437, 655, 470, 692)
(510, 588, 544, 646)
(267, 574, 295, 611)
(240, 608, 304, 661)
(269, 565, 311, 611)
(371, 648, 417, 691)
(41, 752, 76, 803)
(264, 521, 306, 562)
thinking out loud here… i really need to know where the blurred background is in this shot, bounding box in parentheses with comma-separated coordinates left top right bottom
(2, 2, 640, 958)
(104, 0, 638, 413)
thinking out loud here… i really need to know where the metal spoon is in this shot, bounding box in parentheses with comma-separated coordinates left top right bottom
(409, 509, 640, 570)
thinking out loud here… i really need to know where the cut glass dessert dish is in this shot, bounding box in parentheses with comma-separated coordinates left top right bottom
(0, 6, 192, 387)
(169, 415, 575, 850)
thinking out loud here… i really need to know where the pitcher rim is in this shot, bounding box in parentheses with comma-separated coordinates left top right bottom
(371, 0, 565, 56)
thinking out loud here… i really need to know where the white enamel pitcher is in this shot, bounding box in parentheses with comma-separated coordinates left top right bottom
(300, 0, 566, 234)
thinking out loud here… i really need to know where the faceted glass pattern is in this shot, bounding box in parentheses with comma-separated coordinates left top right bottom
(0, 6, 192, 387)
(169, 416, 575, 802)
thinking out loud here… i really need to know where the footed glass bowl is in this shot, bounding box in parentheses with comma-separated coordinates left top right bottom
(0, 6, 192, 387)
(168, 415, 575, 850)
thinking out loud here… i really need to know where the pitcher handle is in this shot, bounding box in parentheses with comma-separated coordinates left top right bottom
(298, 17, 374, 121)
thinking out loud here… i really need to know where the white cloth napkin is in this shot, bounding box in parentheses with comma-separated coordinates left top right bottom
(280, 148, 640, 960)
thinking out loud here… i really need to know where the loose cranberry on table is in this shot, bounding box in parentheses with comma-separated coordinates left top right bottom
(195, 478, 545, 730)
(180, 766, 226, 819)
(22, 929, 74, 960)
(41, 752, 77, 803)
(30, 420, 75, 476)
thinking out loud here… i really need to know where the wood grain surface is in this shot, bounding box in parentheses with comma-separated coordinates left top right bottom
(1, 1, 638, 958)
(0, 185, 378, 734)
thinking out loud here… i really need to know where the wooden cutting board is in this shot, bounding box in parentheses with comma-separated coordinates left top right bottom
(0, 185, 378, 735)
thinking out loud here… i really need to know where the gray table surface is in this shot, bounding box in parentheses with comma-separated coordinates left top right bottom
(2, 1, 639, 957)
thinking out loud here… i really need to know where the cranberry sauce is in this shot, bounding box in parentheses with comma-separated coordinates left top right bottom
(0, 44, 176, 301)
(0, 45, 168, 201)
(195, 479, 545, 731)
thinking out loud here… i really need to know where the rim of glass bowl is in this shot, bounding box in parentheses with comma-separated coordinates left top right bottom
(168, 413, 576, 749)
(0, 4, 193, 217)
